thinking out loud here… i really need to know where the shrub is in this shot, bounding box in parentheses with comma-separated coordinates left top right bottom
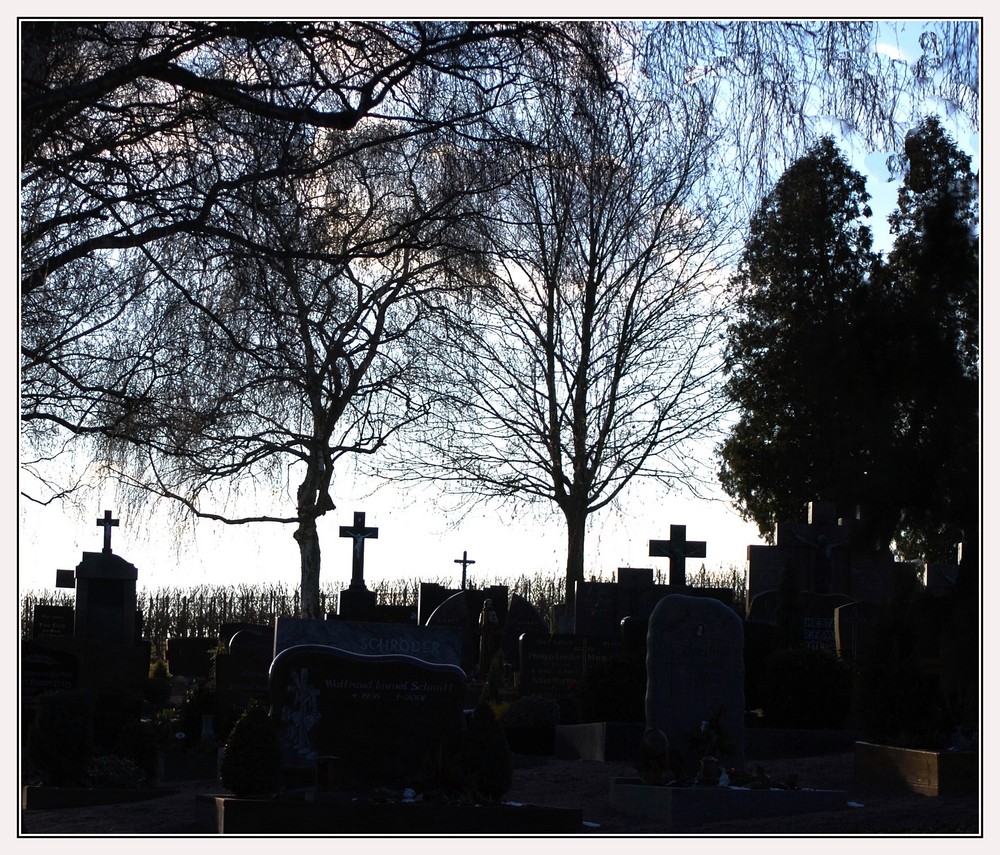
(28, 689, 95, 786)
(87, 755, 145, 788)
(463, 703, 512, 800)
(145, 660, 172, 705)
(757, 647, 852, 729)
(219, 700, 282, 797)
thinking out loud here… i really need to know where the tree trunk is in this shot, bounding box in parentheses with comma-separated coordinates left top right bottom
(293, 515, 321, 620)
(563, 505, 588, 618)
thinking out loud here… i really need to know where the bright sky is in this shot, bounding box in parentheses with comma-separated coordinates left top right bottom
(13, 16, 983, 602)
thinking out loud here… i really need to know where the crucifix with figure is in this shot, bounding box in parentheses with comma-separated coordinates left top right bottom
(96, 509, 119, 553)
(339, 511, 378, 591)
(454, 550, 476, 590)
(649, 524, 706, 587)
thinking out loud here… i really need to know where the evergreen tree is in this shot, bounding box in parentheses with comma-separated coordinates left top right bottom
(884, 116, 979, 563)
(719, 137, 897, 550)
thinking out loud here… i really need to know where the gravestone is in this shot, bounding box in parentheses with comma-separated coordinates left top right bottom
(745, 589, 852, 653)
(21, 641, 79, 718)
(220, 623, 274, 654)
(834, 600, 885, 662)
(275, 617, 464, 669)
(337, 511, 379, 620)
(799, 592, 854, 651)
(747, 501, 899, 605)
(649, 524, 707, 586)
(418, 583, 457, 626)
(500, 592, 548, 668)
(269, 645, 467, 789)
(424, 591, 476, 674)
(57, 510, 140, 645)
(518, 634, 622, 697)
(646, 595, 745, 779)
(454, 550, 476, 590)
(573, 581, 621, 636)
(227, 628, 273, 658)
(31, 605, 74, 639)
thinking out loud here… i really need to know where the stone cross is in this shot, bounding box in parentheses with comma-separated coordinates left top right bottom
(454, 550, 476, 590)
(649, 524, 706, 587)
(96, 509, 119, 553)
(339, 511, 378, 591)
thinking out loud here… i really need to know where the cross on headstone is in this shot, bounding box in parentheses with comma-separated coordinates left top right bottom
(454, 550, 476, 590)
(96, 510, 119, 553)
(649, 524, 706, 587)
(339, 511, 378, 591)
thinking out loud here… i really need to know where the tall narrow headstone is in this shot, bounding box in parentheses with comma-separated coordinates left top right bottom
(646, 594, 745, 778)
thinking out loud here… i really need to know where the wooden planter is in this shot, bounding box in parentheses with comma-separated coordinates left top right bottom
(854, 741, 978, 796)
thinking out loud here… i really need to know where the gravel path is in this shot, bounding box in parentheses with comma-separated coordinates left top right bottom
(19, 750, 980, 836)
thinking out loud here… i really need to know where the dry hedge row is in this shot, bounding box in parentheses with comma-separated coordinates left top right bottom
(20, 566, 746, 649)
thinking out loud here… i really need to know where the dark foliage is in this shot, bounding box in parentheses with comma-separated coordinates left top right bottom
(219, 700, 282, 797)
(28, 689, 96, 786)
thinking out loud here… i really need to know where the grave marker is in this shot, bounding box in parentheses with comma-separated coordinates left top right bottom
(275, 617, 464, 669)
(454, 550, 476, 590)
(649, 524, 707, 586)
(646, 595, 745, 778)
(519, 634, 623, 696)
(31, 604, 74, 639)
(338, 511, 379, 619)
(269, 645, 467, 789)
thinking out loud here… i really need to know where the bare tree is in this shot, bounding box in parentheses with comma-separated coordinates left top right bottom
(395, 55, 734, 610)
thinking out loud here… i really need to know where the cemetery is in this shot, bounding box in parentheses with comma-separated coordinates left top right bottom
(19, 503, 980, 835)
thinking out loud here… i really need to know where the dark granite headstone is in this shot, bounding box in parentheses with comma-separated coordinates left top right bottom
(269, 645, 467, 788)
(424, 591, 476, 674)
(518, 634, 623, 696)
(799, 592, 854, 652)
(417, 583, 457, 626)
(221, 623, 274, 652)
(501, 592, 548, 667)
(228, 628, 273, 659)
(573, 582, 620, 636)
(275, 617, 464, 669)
(31, 605, 74, 639)
(646, 595, 745, 778)
(21, 641, 79, 713)
(834, 600, 885, 662)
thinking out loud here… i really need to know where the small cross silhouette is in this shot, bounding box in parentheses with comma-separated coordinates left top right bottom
(96, 510, 119, 553)
(339, 511, 378, 590)
(649, 524, 706, 586)
(454, 550, 476, 590)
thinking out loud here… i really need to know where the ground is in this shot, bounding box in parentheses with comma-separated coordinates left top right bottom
(18, 749, 980, 837)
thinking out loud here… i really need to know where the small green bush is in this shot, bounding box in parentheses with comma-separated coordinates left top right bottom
(758, 647, 852, 729)
(219, 700, 282, 797)
(28, 689, 95, 786)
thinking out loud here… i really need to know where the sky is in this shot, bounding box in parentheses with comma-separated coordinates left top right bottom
(13, 16, 984, 602)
